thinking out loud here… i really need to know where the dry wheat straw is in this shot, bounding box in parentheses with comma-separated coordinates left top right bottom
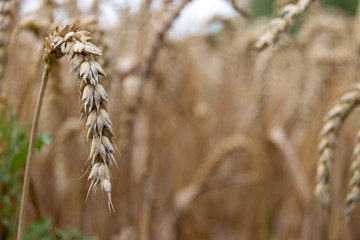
(44, 21, 116, 211)
(140, 0, 193, 76)
(159, 136, 253, 240)
(255, 0, 315, 51)
(315, 84, 360, 207)
(17, 63, 52, 240)
(268, 126, 311, 207)
(191, 136, 251, 188)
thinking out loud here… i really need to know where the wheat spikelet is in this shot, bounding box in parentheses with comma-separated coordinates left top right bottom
(255, 0, 315, 51)
(80, 16, 112, 89)
(315, 84, 360, 207)
(44, 21, 116, 211)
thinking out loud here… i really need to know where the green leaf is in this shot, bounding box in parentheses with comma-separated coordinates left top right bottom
(35, 133, 51, 152)
(24, 218, 51, 240)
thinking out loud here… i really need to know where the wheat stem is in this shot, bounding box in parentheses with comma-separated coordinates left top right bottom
(17, 62, 52, 240)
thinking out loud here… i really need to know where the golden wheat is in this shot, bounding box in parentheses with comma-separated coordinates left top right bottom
(255, 0, 315, 51)
(44, 21, 116, 211)
(315, 84, 360, 207)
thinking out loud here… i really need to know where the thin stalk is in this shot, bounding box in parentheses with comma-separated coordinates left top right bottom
(17, 63, 52, 240)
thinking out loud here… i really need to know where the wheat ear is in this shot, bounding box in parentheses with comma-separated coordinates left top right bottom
(255, 0, 315, 51)
(315, 84, 360, 207)
(43, 21, 116, 211)
(345, 130, 360, 219)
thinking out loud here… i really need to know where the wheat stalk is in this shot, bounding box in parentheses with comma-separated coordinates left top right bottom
(255, 0, 315, 51)
(268, 126, 311, 208)
(118, 0, 193, 228)
(315, 84, 360, 207)
(17, 63, 52, 240)
(119, 0, 193, 156)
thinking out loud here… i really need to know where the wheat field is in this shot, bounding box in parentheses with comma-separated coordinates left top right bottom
(2, 0, 360, 239)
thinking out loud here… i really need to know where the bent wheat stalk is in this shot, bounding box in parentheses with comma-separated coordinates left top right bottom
(159, 135, 255, 240)
(268, 126, 311, 208)
(17, 63, 52, 240)
(315, 84, 360, 207)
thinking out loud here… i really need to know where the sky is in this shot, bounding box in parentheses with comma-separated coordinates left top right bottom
(21, 0, 237, 38)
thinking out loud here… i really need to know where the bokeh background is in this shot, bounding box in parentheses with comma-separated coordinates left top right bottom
(2, 0, 360, 239)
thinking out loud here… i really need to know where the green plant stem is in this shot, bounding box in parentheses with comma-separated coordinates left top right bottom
(17, 63, 52, 240)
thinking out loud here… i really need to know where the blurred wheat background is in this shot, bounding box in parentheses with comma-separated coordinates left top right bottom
(2, 0, 360, 239)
